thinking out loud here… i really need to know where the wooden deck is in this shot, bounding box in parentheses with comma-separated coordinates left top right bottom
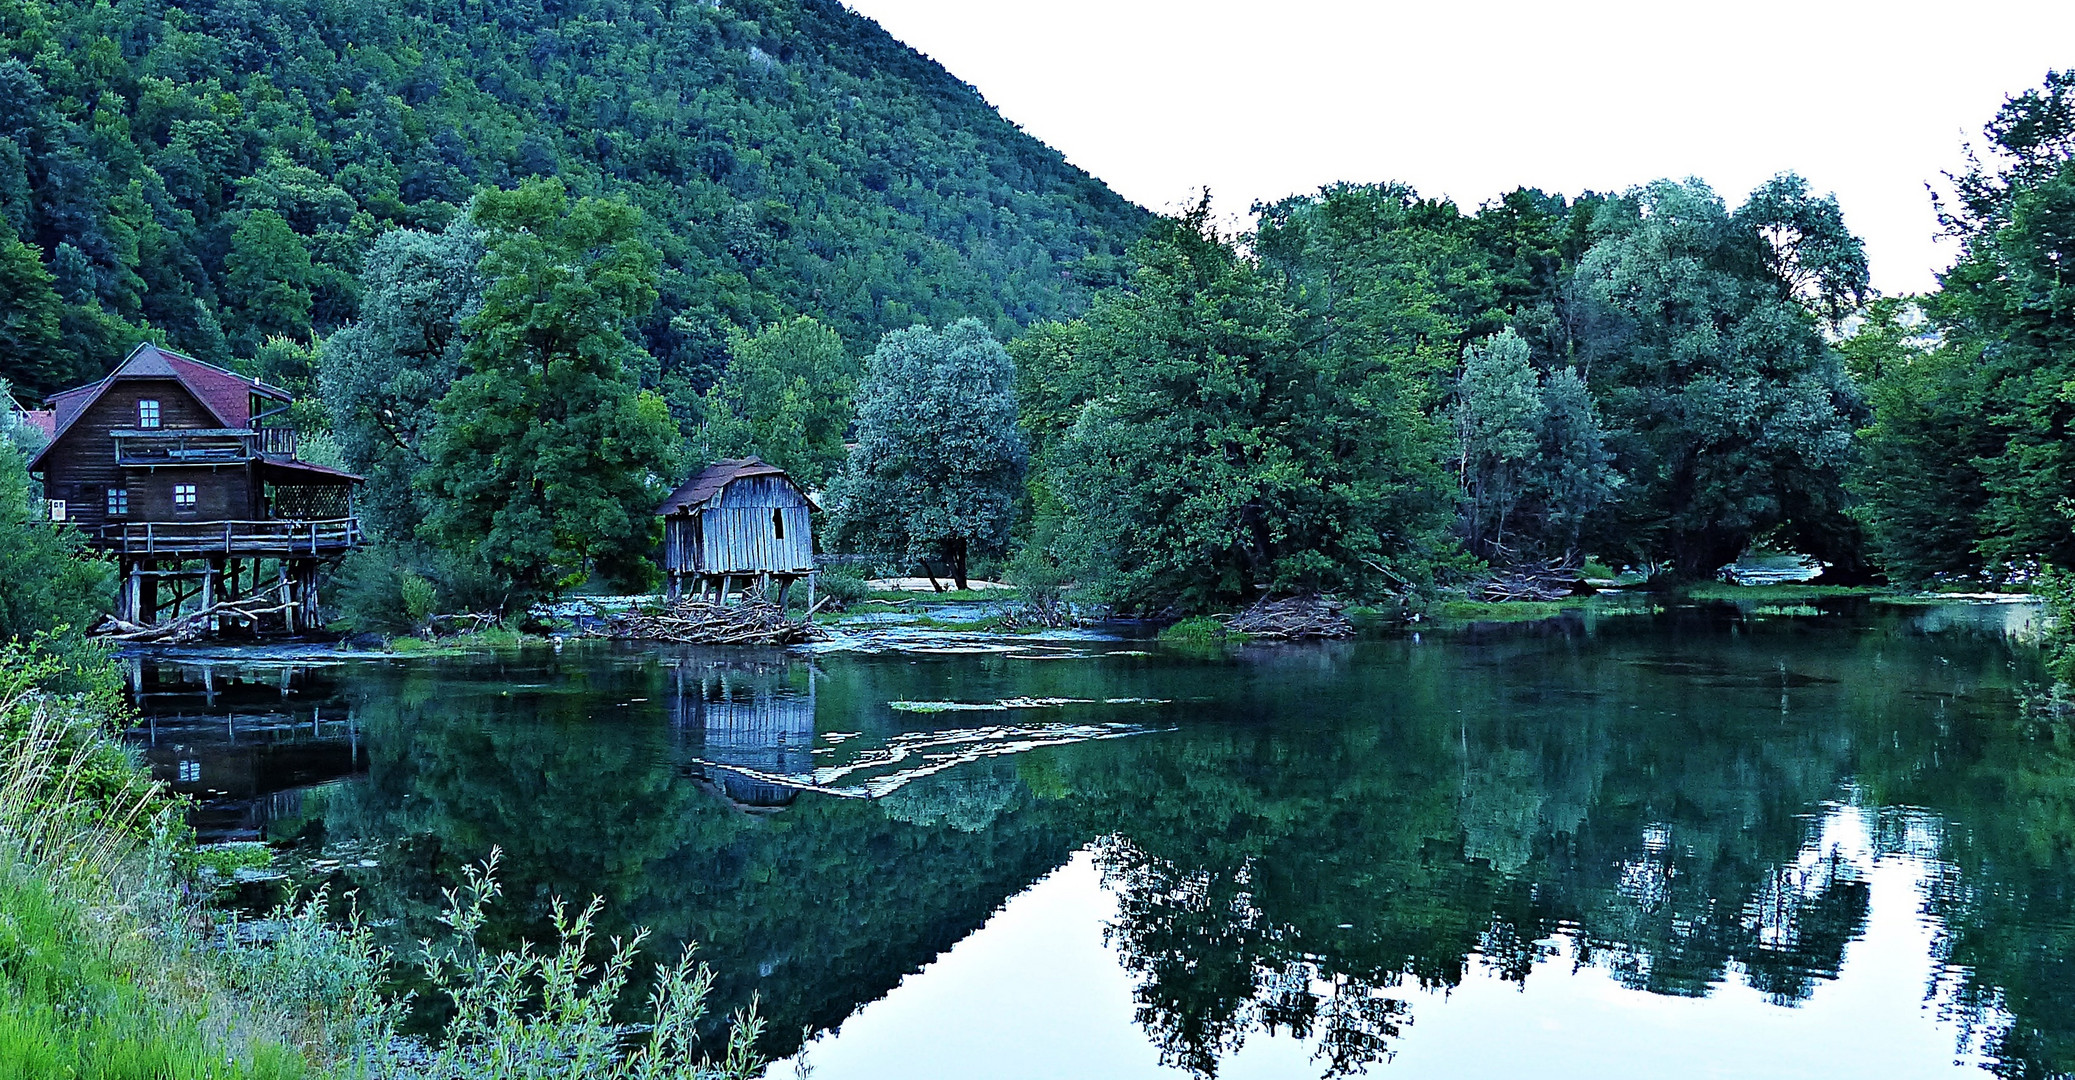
(96, 518, 361, 557)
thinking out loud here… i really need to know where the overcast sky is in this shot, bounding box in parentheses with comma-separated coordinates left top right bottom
(843, 0, 2075, 295)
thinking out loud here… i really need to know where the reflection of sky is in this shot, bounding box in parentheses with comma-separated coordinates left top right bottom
(771, 807, 1995, 1080)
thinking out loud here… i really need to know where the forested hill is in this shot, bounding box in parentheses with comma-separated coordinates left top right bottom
(0, 0, 1150, 395)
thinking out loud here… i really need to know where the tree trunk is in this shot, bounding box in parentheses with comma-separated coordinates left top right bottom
(951, 537, 969, 591)
(921, 560, 944, 592)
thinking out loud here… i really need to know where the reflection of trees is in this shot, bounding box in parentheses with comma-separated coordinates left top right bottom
(214, 606, 2075, 1080)
(311, 648, 1086, 1059)
(1096, 838, 1409, 1078)
(1071, 609, 2046, 1077)
(1866, 705, 2075, 1079)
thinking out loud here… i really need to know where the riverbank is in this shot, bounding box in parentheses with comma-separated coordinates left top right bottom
(0, 640, 766, 1080)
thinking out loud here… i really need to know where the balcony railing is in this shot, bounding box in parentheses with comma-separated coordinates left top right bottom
(111, 427, 297, 466)
(97, 518, 362, 556)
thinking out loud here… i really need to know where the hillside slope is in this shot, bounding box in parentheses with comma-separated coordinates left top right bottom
(0, 0, 1149, 393)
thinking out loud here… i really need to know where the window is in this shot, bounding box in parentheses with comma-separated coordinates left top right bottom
(106, 488, 128, 515)
(772, 508, 785, 540)
(177, 760, 200, 783)
(173, 483, 196, 508)
(138, 399, 160, 428)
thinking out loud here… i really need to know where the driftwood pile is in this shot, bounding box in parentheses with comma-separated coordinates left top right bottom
(594, 596, 821, 646)
(1473, 558, 1584, 602)
(93, 581, 299, 643)
(1223, 595, 1354, 640)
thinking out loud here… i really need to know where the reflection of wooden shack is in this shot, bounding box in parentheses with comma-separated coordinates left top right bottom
(655, 457, 815, 604)
(669, 663, 816, 810)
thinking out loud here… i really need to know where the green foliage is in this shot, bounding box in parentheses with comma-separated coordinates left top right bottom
(0, 0, 1144, 395)
(832, 319, 1026, 589)
(1156, 616, 1246, 645)
(812, 568, 872, 611)
(225, 210, 317, 356)
(1572, 179, 1861, 579)
(0, 433, 112, 652)
(0, 225, 66, 391)
(1854, 72, 2075, 582)
(1043, 204, 1458, 613)
(194, 842, 273, 877)
(414, 853, 763, 1080)
(319, 218, 484, 542)
(0, 870, 308, 1080)
(1454, 329, 1616, 563)
(419, 181, 679, 602)
(2036, 567, 2075, 687)
(697, 316, 857, 488)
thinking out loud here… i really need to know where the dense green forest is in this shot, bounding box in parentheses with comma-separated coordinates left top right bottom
(1, 0, 2073, 622)
(0, 0, 1145, 400)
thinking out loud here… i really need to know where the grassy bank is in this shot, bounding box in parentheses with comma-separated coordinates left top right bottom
(0, 640, 762, 1080)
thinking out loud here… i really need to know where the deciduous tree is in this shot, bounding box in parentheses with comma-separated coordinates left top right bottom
(417, 181, 678, 600)
(831, 319, 1025, 589)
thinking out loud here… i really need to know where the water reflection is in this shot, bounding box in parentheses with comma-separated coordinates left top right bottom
(123, 600, 2075, 1078)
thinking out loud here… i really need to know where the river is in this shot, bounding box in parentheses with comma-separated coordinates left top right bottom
(121, 598, 2073, 1079)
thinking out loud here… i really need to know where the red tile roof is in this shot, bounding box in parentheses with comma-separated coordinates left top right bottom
(30, 342, 296, 472)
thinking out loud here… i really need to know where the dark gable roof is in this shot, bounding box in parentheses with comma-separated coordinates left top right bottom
(43, 343, 290, 435)
(655, 456, 794, 516)
(29, 343, 296, 472)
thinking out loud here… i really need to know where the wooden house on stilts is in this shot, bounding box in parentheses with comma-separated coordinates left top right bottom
(28, 343, 363, 634)
(656, 457, 816, 605)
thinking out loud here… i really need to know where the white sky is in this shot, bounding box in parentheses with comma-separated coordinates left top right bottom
(843, 0, 2075, 295)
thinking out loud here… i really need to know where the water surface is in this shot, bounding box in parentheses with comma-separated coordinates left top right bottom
(124, 601, 2075, 1079)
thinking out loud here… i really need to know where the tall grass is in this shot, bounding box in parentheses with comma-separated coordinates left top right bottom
(0, 639, 766, 1079)
(0, 640, 306, 1079)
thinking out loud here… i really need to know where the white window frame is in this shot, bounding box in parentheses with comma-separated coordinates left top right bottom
(173, 483, 197, 508)
(106, 488, 128, 515)
(138, 398, 161, 429)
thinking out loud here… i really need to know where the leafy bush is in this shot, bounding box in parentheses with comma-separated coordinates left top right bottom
(1157, 616, 1247, 646)
(411, 852, 763, 1080)
(812, 569, 872, 611)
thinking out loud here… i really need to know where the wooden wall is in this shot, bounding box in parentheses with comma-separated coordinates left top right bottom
(662, 474, 814, 575)
(38, 379, 256, 532)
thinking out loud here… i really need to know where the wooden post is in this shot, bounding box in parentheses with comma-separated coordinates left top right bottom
(139, 560, 158, 627)
(806, 571, 817, 613)
(200, 558, 216, 632)
(280, 561, 295, 634)
(121, 558, 138, 623)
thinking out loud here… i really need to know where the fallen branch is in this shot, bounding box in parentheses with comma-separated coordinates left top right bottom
(1471, 557, 1583, 603)
(1222, 595, 1354, 640)
(589, 595, 821, 646)
(93, 582, 298, 643)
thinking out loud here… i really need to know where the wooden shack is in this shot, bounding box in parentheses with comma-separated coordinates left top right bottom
(28, 342, 363, 633)
(656, 456, 815, 603)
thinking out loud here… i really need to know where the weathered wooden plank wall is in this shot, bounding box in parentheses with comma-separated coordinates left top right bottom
(663, 473, 814, 575)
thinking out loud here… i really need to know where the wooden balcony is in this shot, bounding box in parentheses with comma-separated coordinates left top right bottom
(112, 427, 296, 466)
(97, 518, 361, 557)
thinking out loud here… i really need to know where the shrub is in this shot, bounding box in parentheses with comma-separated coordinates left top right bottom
(1157, 616, 1246, 646)
(412, 852, 764, 1080)
(812, 568, 872, 611)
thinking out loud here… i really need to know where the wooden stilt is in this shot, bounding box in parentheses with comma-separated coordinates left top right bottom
(139, 561, 158, 627)
(200, 559, 216, 632)
(279, 561, 295, 634)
